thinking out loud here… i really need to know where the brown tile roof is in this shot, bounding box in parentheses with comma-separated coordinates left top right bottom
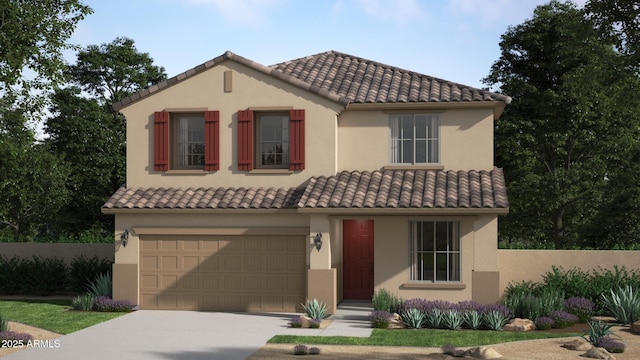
(102, 168, 508, 212)
(112, 50, 511, 111)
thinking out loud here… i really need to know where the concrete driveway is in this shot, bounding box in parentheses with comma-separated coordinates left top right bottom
(4, 310, 297, 360)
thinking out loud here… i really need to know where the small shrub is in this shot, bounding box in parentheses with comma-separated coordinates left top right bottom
(308, 346, 321, 355)
(483, 309, 510, 331)
(549, 310, 578, 328)
(424, 308, 443, 329)
(293, 344, 308, 355)
(22, 256, 67, 295)
(601, 285, 640, 324)
(301, 299, 328, 320)
(69, 255, 112, 293)
(401, 308, 426, 329)
(369, 310, 393, 329)
(463, 309, 482, 330)
(289, 316, 303, 328)
(534, 316, 554, 330)
(442, 309, 464, 330)
(564, 297, 594, 323)
(0, 256, 27, 294)
(0, 331, 34, 342)
(87, 272, 112, 298)
(0, 314, 8, 332)
(595, 336, 626, 353)
(372, 288, 402, 313)
(93, 296, 133, 312)
(71, 294, 95, 311)
(309, 319, 321, 329)
(583, 319, 615, 346)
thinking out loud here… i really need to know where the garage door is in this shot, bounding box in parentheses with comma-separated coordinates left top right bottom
(139, 234, 306, 312)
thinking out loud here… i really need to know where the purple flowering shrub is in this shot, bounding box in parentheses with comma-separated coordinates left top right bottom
(93, 296, 133, 312)
(534, 316, 554, 330)
(289, 316, 303, 328)
(563, 297, 594, 323)
(550, 310, 578, 328)
(293, 344, 308, 355)
(0, 331, 34, 343)
(369, 310, 393, 329)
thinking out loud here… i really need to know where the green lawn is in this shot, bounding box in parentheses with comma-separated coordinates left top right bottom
(0, 299, 128, 334)
(269, 328, 580, 347)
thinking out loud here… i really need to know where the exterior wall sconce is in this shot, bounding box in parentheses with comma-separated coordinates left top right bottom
(121, 229, 129, 247)
(313, 232, 323, 251)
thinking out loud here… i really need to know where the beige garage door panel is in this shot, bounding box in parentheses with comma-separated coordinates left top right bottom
(139, 235, 306, 311)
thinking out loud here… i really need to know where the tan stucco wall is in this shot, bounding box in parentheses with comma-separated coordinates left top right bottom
(121, 60, 343, 189)
(372, 215, 498, 302)
(497, 250, 640, 300)
(0, 243, 113, 265)
(337, 108, 495, 171)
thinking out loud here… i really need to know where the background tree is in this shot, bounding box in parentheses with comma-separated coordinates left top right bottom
(45, 37, 166, 235)
(586, 0, 640, 68)
(484, 1, 640, 249)
(0, 110, 70, 241)
(0, 0, 91, 112)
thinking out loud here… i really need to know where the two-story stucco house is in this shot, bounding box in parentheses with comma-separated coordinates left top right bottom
(102, 50, 510, 314)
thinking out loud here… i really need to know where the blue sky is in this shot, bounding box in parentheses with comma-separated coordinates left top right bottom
(70, 0, 585, 89)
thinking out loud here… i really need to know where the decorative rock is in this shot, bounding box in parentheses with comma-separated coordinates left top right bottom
(464, 346, 503, 359)
(581, 347, 616, 360)
(503, 318, 536, 332)
(299, 315, 312, 328)
(562, 338, 593, 351)
(388, 313, 404, 329)
(632, 320, 640, 334)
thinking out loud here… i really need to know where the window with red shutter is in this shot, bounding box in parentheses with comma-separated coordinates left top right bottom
(204, 110, 220, 171)
(237, 110, 254, 170)
(154, 111, 169, 171)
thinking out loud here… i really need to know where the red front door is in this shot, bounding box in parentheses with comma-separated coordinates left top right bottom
(343, 219, 374, 300)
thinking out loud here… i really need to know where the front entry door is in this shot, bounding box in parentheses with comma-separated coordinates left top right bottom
(343, 219, 374, 300)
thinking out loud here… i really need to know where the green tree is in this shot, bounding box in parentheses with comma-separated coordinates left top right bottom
(586, 0, 640, 68)
(45, 38, 166, 235)
(0, 111, 70, 241)
(0, 0, 92, 111)
(484, 1, 640, 248)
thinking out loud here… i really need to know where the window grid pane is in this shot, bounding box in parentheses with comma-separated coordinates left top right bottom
(411, 221, 460, 282)
(258, 114, 289, 168)
(390, 114, 440, 164)
(175, 115, 204, 168)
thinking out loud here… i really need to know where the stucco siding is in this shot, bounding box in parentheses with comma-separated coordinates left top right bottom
(337, 108, 495, 171)
(121, 61, 343, 189)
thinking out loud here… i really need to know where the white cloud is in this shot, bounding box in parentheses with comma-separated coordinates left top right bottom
(355, 0, 425, 25)
(187, 0, 282, 24)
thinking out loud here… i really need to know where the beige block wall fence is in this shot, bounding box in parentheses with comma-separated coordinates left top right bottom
(496, 250, 640, 300)
(0, 243, 114, 265)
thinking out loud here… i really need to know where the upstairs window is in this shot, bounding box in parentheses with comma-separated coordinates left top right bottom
(390, 114, 439, 164)
(410, 221, 460, 282)
(237, 109, 305, 171)
(153, 110, 219, 171)
(256, 112, 289, 168)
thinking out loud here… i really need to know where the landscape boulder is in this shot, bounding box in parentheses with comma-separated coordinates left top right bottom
(581, 347, 616, 360)
(503, 318, 535, 332)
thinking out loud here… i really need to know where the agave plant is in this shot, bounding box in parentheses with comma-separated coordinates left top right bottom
(463, 309, 483, 330)
(582, 319, 616, 347)
(87, 272, 112, 298)
(301, 299, 328, 320)
(401, 308, 426, 329)
(442, 309, 464, 330)
(601, 285, 640, 325)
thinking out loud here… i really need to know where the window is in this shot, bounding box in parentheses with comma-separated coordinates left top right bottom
(173, 113, 204, 168)
(390, 114, 439, 164)
(256, 112, 289, 168)
(410, 221, 460, 282)
(237, 109, 305, 171)
(153, 110, 219, 171)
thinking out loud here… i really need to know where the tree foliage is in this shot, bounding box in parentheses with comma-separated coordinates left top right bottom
(586, 0, 640, 68)
(0, 0, 92, 111)
(485, 1, 640, 248)
(45, 38, 166, 235)
(0, 111, 70, 241)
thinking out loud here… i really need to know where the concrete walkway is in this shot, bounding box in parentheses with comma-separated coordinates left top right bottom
(4, 302, 373, 360)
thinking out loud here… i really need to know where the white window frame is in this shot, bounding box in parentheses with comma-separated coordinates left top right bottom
(410, 221, 461, 282)
(171, 113, 205, 169)
(389, 114, 440, 164)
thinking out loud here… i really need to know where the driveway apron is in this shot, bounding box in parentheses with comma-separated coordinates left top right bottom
(4, 310, 297, 360)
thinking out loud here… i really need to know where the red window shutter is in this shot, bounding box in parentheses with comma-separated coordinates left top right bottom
(153, 111, 169, 171)
(289, 109, 305, 170)
(237, 110, 254, 171)
(204, 110, 220, 171)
